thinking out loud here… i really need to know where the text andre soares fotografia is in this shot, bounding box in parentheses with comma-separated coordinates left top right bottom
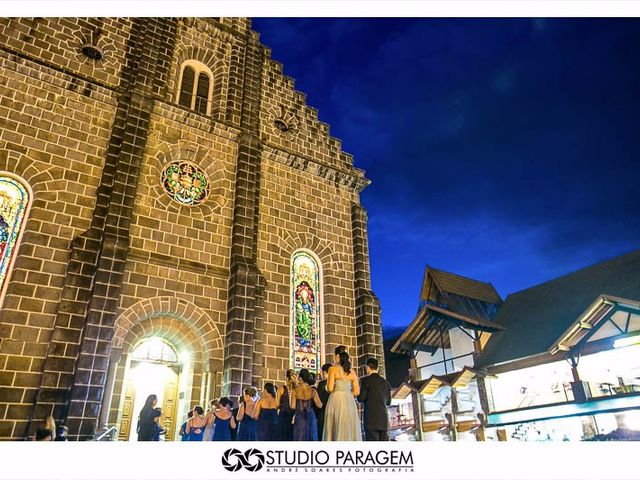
(222, 448, 415, 473)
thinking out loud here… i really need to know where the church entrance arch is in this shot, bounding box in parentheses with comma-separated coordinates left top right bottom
(117, 337, 185, 441)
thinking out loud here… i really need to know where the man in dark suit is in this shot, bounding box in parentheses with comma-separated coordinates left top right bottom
(314, 363, 331, 440)
(358, 357, 392, 441)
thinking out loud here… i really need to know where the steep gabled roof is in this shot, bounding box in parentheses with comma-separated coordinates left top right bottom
(475, 249, 640, 369)
(421, 267, 502, 305)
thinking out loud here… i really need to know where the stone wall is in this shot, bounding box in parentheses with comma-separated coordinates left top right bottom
(0, 17, 383, 440)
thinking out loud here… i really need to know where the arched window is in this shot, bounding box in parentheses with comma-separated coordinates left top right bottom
(177, 60, 213, 115)
(291, 251, 322, 373)
(0, 174, 31, 306)
(131, 337, 178, 363)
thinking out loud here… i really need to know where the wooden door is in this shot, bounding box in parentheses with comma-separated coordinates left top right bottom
(118, 378, 136, 441)
(161, 366, 179, 441)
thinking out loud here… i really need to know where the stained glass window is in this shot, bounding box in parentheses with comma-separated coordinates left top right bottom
(0, 176, 30, 301)
(161, 161, 210, 206)
(291, 251, 322, 373)
(131, 337, 178, 363)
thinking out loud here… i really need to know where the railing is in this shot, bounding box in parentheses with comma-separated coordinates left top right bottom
(94, 425, 118, 441)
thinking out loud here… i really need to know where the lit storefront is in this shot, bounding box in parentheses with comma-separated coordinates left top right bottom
(389, 249, 640, 441)
(476, 250, 640, 441)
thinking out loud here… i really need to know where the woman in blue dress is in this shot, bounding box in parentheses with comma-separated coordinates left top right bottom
(178, 411, 193, 441)
(236, 387, 258, 441)
(255, 383, 278, 441)
(276, 370, 297, 441)
(211, 397, 236, 441)
(185, 406, 206, 441)
(291, 369, 323, 441)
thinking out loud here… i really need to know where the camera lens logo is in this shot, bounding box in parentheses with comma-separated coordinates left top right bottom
(222, 448, 265, 472)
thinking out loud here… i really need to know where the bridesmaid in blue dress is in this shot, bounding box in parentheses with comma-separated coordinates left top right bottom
(291, 369, 323, 441)
(211, 397, 236, 441)
(255, 383, 278, 441)
(236, 387, 258, 441)
(178, 411, 193, 441)
(276, 370, 297, 441)
(185, 406, 207, 441)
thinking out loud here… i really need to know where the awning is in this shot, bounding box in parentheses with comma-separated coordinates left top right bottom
(549, 295, 640, 355)
(392, 304, 505, 355)
(422, 419, 447, 432)
(392, 379, 428, 400)
(392, 384, 415, 400)
(487, 392, 640, 427)
(420, 376, 445, 395)
(418, 367, 483, 395)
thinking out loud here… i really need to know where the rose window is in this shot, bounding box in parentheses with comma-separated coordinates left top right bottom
(161, 161, 210, 206)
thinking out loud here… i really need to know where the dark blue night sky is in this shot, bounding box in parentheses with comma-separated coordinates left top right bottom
(252, 18, 640, 336)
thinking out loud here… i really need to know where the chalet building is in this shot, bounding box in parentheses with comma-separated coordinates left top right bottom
(390, 267, 503, 441)
(390, 250, 640, 441)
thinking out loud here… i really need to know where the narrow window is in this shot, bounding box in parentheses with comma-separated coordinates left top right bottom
(178, 65, 195, 109)
(177, 62, 213, 115)
(0, 175, 31, 305)
(195, 73, 210, 114)
(291, 251, 322, 373)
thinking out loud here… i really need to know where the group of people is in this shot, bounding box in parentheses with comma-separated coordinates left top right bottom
(138, 345, 392, 442)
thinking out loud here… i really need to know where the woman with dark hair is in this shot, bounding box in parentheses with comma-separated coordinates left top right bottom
(178, 411, 193, 441)
(276, 369, 297, 441)
(231, 396, 241, 441)
(323, 349, 362, 441)
(151, 408, 167, 441)
(137, 394, 158, 441)
(237, 387, 258, 441)
(255, 383, 278, 441)
(211, 397, 236, 441)
(185, 405, 207, 441)
(291, 369, 323, 441)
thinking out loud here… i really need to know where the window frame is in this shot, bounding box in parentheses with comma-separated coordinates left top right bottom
(290, 249, 325, 374)
(176, 60, 214, 116)
(0, 172, 33, 310)
(131, 336, 180, 364)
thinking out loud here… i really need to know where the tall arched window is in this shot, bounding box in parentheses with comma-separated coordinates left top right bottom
(291, 251, 322, 373)
(0, 174, 31, 306)
(177, 60, 213, 115)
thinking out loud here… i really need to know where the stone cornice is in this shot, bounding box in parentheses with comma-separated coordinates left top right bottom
(128, 248, 229, 279)
(262, 145, 371, 193)
(178, 18, 237, 44)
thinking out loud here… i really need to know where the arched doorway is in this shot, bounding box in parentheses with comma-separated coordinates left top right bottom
(117, 337, 187, 441)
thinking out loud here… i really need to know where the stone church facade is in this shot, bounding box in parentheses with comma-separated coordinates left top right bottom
(0, 18, 383, 440)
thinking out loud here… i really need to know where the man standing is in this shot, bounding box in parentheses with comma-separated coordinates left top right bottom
(314, 363, 331, 440)
(358, 358, 392, 441)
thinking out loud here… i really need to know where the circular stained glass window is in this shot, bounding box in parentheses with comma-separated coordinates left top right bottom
(161, 161, 210, 206)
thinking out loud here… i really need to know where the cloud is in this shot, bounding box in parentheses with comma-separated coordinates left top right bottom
(253, 18, 640, 329)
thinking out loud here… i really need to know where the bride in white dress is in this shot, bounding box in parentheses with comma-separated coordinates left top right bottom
(322, 348, 362, 441)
